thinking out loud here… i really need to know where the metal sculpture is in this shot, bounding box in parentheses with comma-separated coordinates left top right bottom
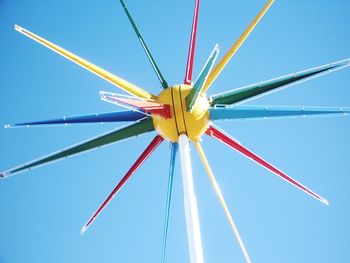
(2, 0, 349, 262)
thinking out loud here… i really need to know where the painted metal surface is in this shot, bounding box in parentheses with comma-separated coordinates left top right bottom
(209, 105, 350, 121)
(206, 125, 329, 205)
(184, 0, 200, 85)
(11, 111, 146, 127)
(211, 58, 350, 106)
(186, 44, 219, 112)
(161, 143, 178, 263)
(194, 141, 251, 263)
(119, 0, 168, 89)
(101, 94, 171, 119)
(81, 135, 164, 234)
(201, 0, 275, 95)
(153, 85, 210, 142)
(178, 134, 204, 263)
(0, 118, 154, 178)
(14, 25, 156, 100)
(2, 1, 350, 262)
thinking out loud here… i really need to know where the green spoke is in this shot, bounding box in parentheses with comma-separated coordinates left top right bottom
(119, 0, 168, 89)
(211, 59, 350, 106)
(0, 118, 154, 178)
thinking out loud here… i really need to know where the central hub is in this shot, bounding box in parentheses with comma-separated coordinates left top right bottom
(152, 84, 210, 142)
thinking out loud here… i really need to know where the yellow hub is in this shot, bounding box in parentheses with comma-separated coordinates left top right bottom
(152, 85, 210, 142)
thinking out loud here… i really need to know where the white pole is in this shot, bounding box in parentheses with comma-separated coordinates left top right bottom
(178, 134, 204, 263)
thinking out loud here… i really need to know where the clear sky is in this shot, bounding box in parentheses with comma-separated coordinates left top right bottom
(1, 0, 350, 262)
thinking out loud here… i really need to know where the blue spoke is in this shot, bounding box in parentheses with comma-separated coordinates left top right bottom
(210, 105, 350, 121)
(161, 143, 178, 263)
(9, 111, 146, 128)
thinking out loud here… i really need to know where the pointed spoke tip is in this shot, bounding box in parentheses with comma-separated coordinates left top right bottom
(206, 124, 329, 205)
(14, 24, 22, 31)
(80, 226, 87, 235)
(322, 199, 329, 206)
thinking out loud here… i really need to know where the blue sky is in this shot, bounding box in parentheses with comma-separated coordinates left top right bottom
(1, 0, 350, 262)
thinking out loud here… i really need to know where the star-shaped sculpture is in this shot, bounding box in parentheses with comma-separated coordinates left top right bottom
(2, 0, 349, 262)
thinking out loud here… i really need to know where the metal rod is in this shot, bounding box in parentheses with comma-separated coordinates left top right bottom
(194, 141, 251, 263)
(161, 143, 178, 263)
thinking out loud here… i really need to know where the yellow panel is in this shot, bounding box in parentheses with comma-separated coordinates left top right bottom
(153, 85, 210, 142)
(172, 85, 187, 134)
(180, 87, 210, 141)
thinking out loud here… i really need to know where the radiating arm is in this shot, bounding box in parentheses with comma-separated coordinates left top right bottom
(6, 111, 146, 128)
(80, 135, 164, 234)
(206, 124, 329, 205)
(186, 44, 219, 112)
(184, 0, 200, 85)
(14, 25, 155, 100)
(119, 0, 168, 89)
(100, 91, 171, 119)
(201, 0, 274, 95)
(194, 141, 251, 263)
(0, 118, 154, 179)
(210, 58, 350, 106)
(210, 105, 350, 121)
(161, 143, 178, 263)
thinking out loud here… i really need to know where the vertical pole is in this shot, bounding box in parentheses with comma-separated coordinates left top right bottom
(178, 134, 204, 263)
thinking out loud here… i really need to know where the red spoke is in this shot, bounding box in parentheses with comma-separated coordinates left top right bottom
(81, 135, 164, 234)
(102, 95, 171, 119)
(206, 125, 328, 205)
(184, 0, 200, 85)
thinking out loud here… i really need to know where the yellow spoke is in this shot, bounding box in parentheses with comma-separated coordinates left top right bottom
(15, 25, 156, 100)
(201, 0, 274, 95)
(194, 140, 251, 263)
